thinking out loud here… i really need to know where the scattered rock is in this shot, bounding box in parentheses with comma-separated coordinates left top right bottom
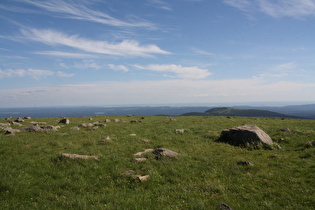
(169, 118, 177, 121)
(174, 129, 185, 134)
(24, 116, 31, 119)
(130, 134, 137, 136)
(93, 122, 106, 127)
(92, 126, 99, 130)
(11, 122, 23, 126)
(0, 123, 10, 126)
(6, 128, 21, 135)
(70, 126, 80, 131)
(21, 125, 59, 132)
(114, 119, 120, 123)
(21, 125, 43, 132)
(89, 118, 93, 120)
(101, 136, 111, 143)
(123, 170, 135, 175)
(134, 149, 154, 157)
(104, 119, 111, 123)
(59, 118, 70, 125)
(132, 158, 147, 163)
(133, 175, 149, 182)
(79, 123, 93, 128)
(153, 148, 180, 159)
(15, 118, 24, 123)
(61, 153, 99, 160)
(278, 128, 291, 132)
(140, 139, 150, 143)
(237, 161, 254, 166)
(218, 125, 273, 147)
(218, 203, 233, 210)
(308, 141, 315, 146)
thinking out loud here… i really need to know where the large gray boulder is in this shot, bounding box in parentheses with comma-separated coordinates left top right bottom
(218, 125, 273, 147)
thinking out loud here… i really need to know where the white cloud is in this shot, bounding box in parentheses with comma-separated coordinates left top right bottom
(74, 60, 102, 69)
(108, 64, 129, 72)
(22, 0, 156, 29)
(35, 51, 97, 58)
(192, 48, 214, 57)
(1, 79, 315, 107)
(133, 64, 212, 79)
(149, 0, 172, 11)
(0, 69, 73, 79)
(21, 28, 170, 57)
(224, 0, 315, 18)
(259, 0, 315, 18)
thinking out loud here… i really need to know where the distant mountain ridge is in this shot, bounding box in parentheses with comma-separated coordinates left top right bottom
(1, 104, 315, 119)
(181, 107, 304, 118)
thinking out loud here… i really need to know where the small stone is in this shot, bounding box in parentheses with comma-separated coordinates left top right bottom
(133, 175, 149, 182)
(59, 118, 70, 125)
(237, 161, 254, 166)
(61, 153, 99, 160)
(132, 158, 147, 163)
(70, 126, 80, 131)
(174, 129, 185, 134)
(219, 203, 233, 210)
(134, 149, 154, 157)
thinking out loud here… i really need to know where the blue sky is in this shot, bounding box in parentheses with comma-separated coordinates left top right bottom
(1, 0, 315, 107)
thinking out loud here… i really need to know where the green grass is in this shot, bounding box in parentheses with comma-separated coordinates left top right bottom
(1, 116, 315, 209)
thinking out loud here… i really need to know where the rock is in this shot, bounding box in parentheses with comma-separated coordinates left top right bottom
(134, 149, 154, 157)
(24, 116, 31, 119)
(22, 125, 43, 132)
(15, 117, 24, 122)
(101, 136, 111, 142)
(218, 203, 233, 210)
(141, 139, 150, 143)
(11, 122, 23, 126)
(0, 123, 10, 126)
(61, 153, 99, 160)
(130, 134, 137, 136)
(132, 158, 147, 163)
(174, 129, 185, 134)
(153, 148, 180, 159)
(59, 118, 70, 124)
(114, 119, 120, 123)
(79, 123, 93, 127)
(21, 125, 58, 132)
(133, 175, 149, 182)
(308, 141, 315, 146)
(169, 118, 177, 121)
(5, 128, 20, 135)
(40, 125, 58, 131)
(93, 122, 106, 127)
(237, 161, 254, 166)
(70, 126, 80, 131)
(123, 170, 135, 175)
(104, 119, 111, 123)
(218, 125, 273, 147)
(278, 128, 291, 132)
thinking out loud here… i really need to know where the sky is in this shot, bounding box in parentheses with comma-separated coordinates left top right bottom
(1, 0, 315, 108)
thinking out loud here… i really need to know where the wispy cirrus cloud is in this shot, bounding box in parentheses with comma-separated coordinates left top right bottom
(223, 0, 315, 18)
(35, 51, 98, 58)
(108, 64, 129, 72)
(20, 28, 170, 57)
(149, 0, 172, 11)
(133, 64, 212, 79)
(0, 68, 73, 79)
(21, 0, 156, 29)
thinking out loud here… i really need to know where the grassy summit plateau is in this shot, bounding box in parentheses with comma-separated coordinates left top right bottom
(0, 116, 314, 209)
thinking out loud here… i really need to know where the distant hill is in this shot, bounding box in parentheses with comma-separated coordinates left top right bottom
(181, 107, 301, 118)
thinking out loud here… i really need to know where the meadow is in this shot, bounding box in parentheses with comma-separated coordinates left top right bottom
(0, 116, 314, 209)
